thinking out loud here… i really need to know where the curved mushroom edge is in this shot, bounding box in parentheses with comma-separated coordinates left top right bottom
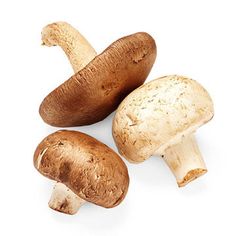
(33, 130, 129, 208)
(39, 32, 156, 127)
(112, 75, 214, 163)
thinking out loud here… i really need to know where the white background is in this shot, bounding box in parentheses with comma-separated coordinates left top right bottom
(0, 0, 235, 235)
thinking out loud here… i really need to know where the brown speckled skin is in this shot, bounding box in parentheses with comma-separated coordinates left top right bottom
(33, 130, 129, 208)
(39, 32, 156, 127)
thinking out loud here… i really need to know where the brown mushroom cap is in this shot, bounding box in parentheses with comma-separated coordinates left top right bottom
(39, 32, 156, 127)
(33, 130, 129, 208)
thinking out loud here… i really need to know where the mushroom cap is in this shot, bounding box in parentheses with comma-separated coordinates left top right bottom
(33, 130, 129, 208)
(112, 75, 214, 163)
(39, 32, 156, 127)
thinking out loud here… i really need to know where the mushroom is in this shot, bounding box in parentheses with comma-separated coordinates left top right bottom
(33, 130, 129, 214)
(40, 22, 156, 127)
(112, 75, 214, 187)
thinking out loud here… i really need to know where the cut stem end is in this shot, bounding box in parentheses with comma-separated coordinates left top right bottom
(177, 168, 207, 187)
(163, 134, 207, 187)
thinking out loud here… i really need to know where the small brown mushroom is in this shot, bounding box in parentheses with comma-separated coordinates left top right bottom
(113, 75, 214, 187)
(40, 22, 156, 127)
(34, 130, 129, 214)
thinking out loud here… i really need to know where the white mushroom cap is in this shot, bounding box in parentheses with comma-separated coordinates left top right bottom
(113, 75, 214, 163)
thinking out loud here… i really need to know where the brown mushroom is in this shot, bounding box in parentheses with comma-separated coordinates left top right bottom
(33, 130, 129, 214)
(40, 22, 156, 127)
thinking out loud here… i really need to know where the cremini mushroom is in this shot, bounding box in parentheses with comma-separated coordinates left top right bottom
(34, 130, 129, 214)
(40, 22, 156, 127)
(113, 75, 214, 187)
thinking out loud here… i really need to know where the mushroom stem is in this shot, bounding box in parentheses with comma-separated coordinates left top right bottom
(41, 22, 97, 72)
(49, 182, 86, 215)
(163, 134, 207, 187)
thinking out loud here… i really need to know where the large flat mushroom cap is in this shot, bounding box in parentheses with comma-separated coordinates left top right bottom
(39, 32, 156, 127)
(112, 75, 214, 163)
(34, 130, 129, 208)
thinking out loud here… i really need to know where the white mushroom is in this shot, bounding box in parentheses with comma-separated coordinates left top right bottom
(113, 75, 214, 187)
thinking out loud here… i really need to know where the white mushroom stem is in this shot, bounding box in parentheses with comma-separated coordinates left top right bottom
(49, 182, 86, 215)
(41, 21, 97, 72)
(163, 134, 207, 187)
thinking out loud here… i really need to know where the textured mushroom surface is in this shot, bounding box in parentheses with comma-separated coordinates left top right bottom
(113, 75, 214, 163)
(40, 32, 156, 127)
(41, 22, 96, 73)
(34, 130, 129, 208)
